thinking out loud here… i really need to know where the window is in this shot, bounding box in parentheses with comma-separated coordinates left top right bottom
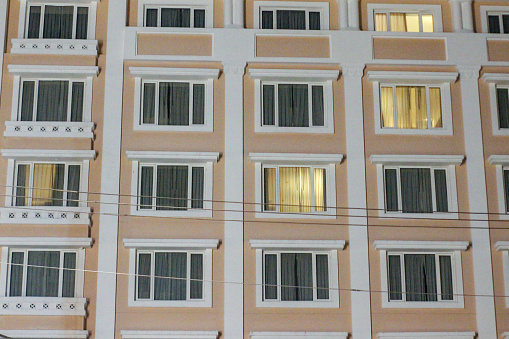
(368, 4, 442, 32)
(248, 69, 338, 133)
(374, 240, 468, 308)
(126, 151, 219, 217)
(250, 332, 348, 339)
(24, 4, 90, 39)
(1, 149, 95, 224)
(254, 1, 329, 30)
(137, 0, 213, 28)
(249, 240, 343, 308)
(481, 73, 509, 135)
(367, 71, 457, 135)
(123, 238, 219, 307)
(6, 65, 98, 138)
(488, 155, 509, 220)
(0, 237, 91, 315)
(370, 154, 463, 219)
(481, 6, 509, 33)
(495, 241, 509, 308)
(121, 331, 219, 339)
(250, 153, 342, 218)
(129, 67, 219, 132)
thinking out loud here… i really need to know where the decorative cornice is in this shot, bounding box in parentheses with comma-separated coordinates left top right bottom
(248, 69, 340, 82)
(123, 238, 220, 249)
(341, 63, 365, 78)
(249, 153, 343, 164)
(0, 330, 89, 339)
(249, 239, 346, 250)
(8, 65, 99, 78)
(369, 154, 464, 166)
(250, 333, 349, 339)
(373, 240, 470, 251)
(126, 151, 220, 163)
(457, 66, 481, 79)
(481, 73, 509, 85)
(488, 155, 509, 165)
(223, 62, 246, 76)
(120, 331, 220, 339)
(495, 241, 509, 251)
(0, 237, 93, 248)
(367, 71, 458, 84)
(129, 67, 220, 80)
(1, 149, 96, 161)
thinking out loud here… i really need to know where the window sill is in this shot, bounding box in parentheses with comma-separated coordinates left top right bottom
(255, 126, 334, 134)
(380, 211, 458, 220)
(493, 128, 509, 136)
(375, 127, 452, 136)
(0, 297, 87, 316)
(131, 208, 212, 218)
(128, 299, 212, 307)
(4, 121, 95, 139)
(11, 39, 98, 56)
(133, 124, 213, 132)
(257, 299, 339, 308)
(0, 206, 91, 225)
(382, 300, 464, 309)
(255, 211, 336, 219)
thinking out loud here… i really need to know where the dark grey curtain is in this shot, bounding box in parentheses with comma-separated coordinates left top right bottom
(488, 15, 501, 33)
(21, 81, 35, 121)
(281, 253, 313, 301)
(50, 164, 65, 206)
(278, 84, 308, 127)
(140, 166, 154, 209)
(161, 8, 191, 27)
(261, 11, 274, 29)
(312, 86, 324, 126)
(497, 88, 509, 128)
(26, 251, 60, 297)
(264, 254, 277, 299)
(504, 170, 509, 213)
(37, 81, 69, 122)
(27, 6, 41, 38)
(154, 252, 187, 300)
(191, 167, 204, 208)
(439, 255, 453, 300)
(190, 254, 203, 299)
(404, 254, 437, 301)
(71, 82, 84, 122)
(145, 8, 158, 27)
(388, 255, 402, 300)
(309, 11, 321, 30)
(75, 7, 88, 39)
(384, 169, 398, 212)
(66, 165, 81, 207)
(262, 85, 275, 125)
(43, 6, 73, 39)
(400, 168, 432, 213)
(15, 164, 28, 206)
(192, 84, 205, 125)
(434, 169, 448, 212)
(159, 82, 190, 125)
(142, 83, 156, 124)
(277, 10, 306, 30)
(156, 165, 188, 210)
(137, 253, 151, 299)
(194, 9, 206, 28)
(62, 252, 76, 297)
(315, 254, 329, 299)
(503, 15, 509, 33)
(9, 252, 24, 297)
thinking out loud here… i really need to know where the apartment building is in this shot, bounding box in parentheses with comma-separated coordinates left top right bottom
(0, 0, 508, 338)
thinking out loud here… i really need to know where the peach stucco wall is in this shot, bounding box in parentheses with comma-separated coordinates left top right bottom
(373, 37, 447, 61)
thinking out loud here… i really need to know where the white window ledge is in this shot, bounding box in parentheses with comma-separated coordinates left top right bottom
(0, 206, 91, 225)
(481, 73, 509, 85)
(367, 71, 458, 84)
(0, 237, 92, 247)
(121, 331, 219, 339)
(4, 121, 95, 138)
(250, 333, 349, 339)
(377, 333, 476, 339)
(369, 154, 464, 166)
(0, 330, 89, 338)
(11, 39, 98, 56)
(249, 153, 343, 165)
(249, 239, 345, 250)
(126, 151, 220, 163)
(0, 297, 87, 316)
(8, 65, 99, 78)
(123, 238, 219, 249)
(374, 240, 469, 251)
(129, 67, 220, 80)
(488, 155, 509, 165)
(248, 69, 339, 82)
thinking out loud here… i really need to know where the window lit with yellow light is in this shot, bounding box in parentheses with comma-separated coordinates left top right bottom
(374, 12, 434, 32)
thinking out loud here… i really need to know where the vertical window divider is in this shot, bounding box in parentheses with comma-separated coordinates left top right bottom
(63, 164, 70, 206)
(72, 6, 77, 39)
(425, 85, 432, 129)
(67, 81, 74, 122)
(311, 252, 317, 301)
(430, 168, 438, 212)
(151, 165, 157, 211)
(400, 253, 407, 301)
(58, 251, 65, 297)
(21, 250, 28, 297)
(275, 166, 280, 213)
(187, 166, 193, 209)
(307, 83, 313, 127)
(33, 79, 39, 122)
(28, 163, 35, 207)
(186, 252, 192, 300)
(396, 167, 402, 212)
(276, 252, 281, 301)
(149, 251, 155, 301)
(189, 82, 194, 126)
(435, 253, 443, 301)
(154, 81, 160, 126)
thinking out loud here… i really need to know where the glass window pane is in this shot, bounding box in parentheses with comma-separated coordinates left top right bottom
(158, 82, 190, 125)
(503, 14, 509, 33)
(15, 164, 29, 207)
(390, 13, 407, 32)
(190, 254, 203, 299)
(140, 166, 154, 209)
(439, 255, 453, 300)
(381, 87, 394, 128)
(422, 14, 434, 32)
(145, 8, 158, 27)
(396, 86, 427, 129)
(27, 6, 41, 38)
(137, 253, 151, 299)
(314, 168, 326, 212)
(316, 254, 329, 299)
(279, 167, 311, 213)
(26, 251, 60, 297)
(309, 11, 321, 30)
(154, 252, 187, 300)
(277, 10, 306, 29)
(62, 252, 76, 297)
(71, 82, 84, 122)
(261, 10, 274, 29)
(429, 87, 442, 128)
(404, 253, 437, 301)
(311, 86, 324, 126)
(192, 84, 205, 125)
(43, 6, 74, 39)
(66, 165, 81, 207)
(388, 255, 402, 300)
(281, 253, 312, 301)
(375, 13, 388, 31)
(32, 164, 65, 206)
(278, 84, 308, 127)
(434, 169, 448, 212)
(488, 15, 501, 33)
(156, 165, 188, 210)
(191, 167, 204, 209)
(194, 9, 206, 28)
(497, 88, 509, 128)
(400, 168, 432, 213)
(262, 85, 275, 126)
(76, 7, 89, 39)
(161, 8, 190, 27)
(385, 168, 399, 212)
(9, 252, 24, 297)
(264, 254, 277, 299)
(504, 169, 509, 213)
(20, 81, 35, 122)
(37, 81, 69, 122)
(263, 168, 277, 211)
(404, 13, 419, 32)
(142, 83, 156, 124)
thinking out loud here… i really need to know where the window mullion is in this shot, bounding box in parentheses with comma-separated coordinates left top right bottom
(275, 167, 280, 213)
(189, 82, 194, 126)
(186, 252, 191, 301)
(72, 6, 77, 39)
(277, 253, 282, 301)
(400, 253, 406, 301)
(67, 81, 73, 122)
(28, 163, 35, 206)
(430, 168, 437, 212)
(311, 253, 317, 301)
(22, 250, 28, 297)
(274, 83, 279, 127)
(187, 166, 193, 209)
(396, 168, 402, 213)
(33, 80, 39, 122)
(150, 252, 155, 301)
(152, 165, 157, 210)
(308, 84, 313, 127)
(158, 8, 162, 27)
(58, 251, 65, 297)
(63, 164, 69, 206)
(39, 6, 45, 38)
(435, 253, 443, 301)
(154, 82, 160, 125)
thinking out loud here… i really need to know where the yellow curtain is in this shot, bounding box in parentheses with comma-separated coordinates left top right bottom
(264, 168, 277, 211)
(404, 13, 420, 32)
(18, 164, 30, 206)
(396, 86, 427, 129)
(390, 13, 407, 32)
(314, 168, 326, 212)
(422, 14, 434, 32)
(375, 13, 388, 31)
(279, 167, 310, 213)
(429, 87, 442, 128)
(381, 87, 394, 128)
(32, 164, 57, 206)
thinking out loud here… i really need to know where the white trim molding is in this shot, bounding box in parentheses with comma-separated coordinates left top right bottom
(0, 330, 89, 338)
(503, 332, 509, 339)
(481, 73, 509, 136)
(1, 149, 96, 161)
(121, 331, 219, 339)
(367, 72, 457, 84)
(488, 155, 509, 219)
(11, 39, 99, 56)
(253, 1, 330, 30)
(8, 65, 99, 78)
(369, 154, 464, 166)
(377, 333, 476, 339)
(249, 153, 343, 164)
(496, 241, 509, 307)
(373, 240, 470, 251)
(248, 69, 339, 82)
(0, 237, 93, 248)
(250, 333, 349, 339)
(249, 239, 346, 250)
(123, 238, 219, 249)
(126, 151, 220, 163)
(129, 67, 220, 81)
(367, 3, 443, 32)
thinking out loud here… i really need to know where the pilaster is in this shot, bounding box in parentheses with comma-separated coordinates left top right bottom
(450, 0, 474, 32)
(225, 0, 244, 28)
(0, 0, 9, 102)
(338, 0, 360, 30)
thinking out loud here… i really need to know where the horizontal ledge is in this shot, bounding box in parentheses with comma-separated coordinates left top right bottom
(126, 151, 220, 163)
(250, 333, 349, 339)
(1, 149, 96, 160)
(0, 330, 89, 339)
(369, 154, 464, 166)
(488, 155, 509, 165)
(123, 238, 220, 249)
(481, 73, 509, 84)
(377, 333, 476, 339)
(120, 331, 219, 339)
(248, 69, 340, 81)
(249, 153, 344, 164)
(496, 241, 509, 251)
(373, 240, 469, 251)
(129, 67, 220, 80)
(366, 71, 458, 84)
(0, 237, 92, 248)
(8, 65, 99, 77)
(249, 239, 346, 250)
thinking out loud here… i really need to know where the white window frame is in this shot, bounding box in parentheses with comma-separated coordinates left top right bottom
(253, 1, 330, 30)
(367, 3, 443, 32)
(367, 71, 457, 135)
(488, 155, 509, 220)
(374, 240, 468, 309)
(249, 69, 338, 133)
(0, 330, 89, 339)
(249, 153, 342, 219)
(123, 238, 219, 308)
(495, 241, 509, 308)
(0, 149, 95, 225)
(480, 73, 509, 136)
(129, 67, 219, 132)
(0, 237, 92, 316)
(126, 151, 219, 218)
(480, 6, 509, 33)
(121, 331, 219, 339)
(6, 65, 98, 138)
(250, 333, 349, 339)
(370, 154, 463, 219)
(377, 332, 476, 339)
(249, 239, 344, 308)
(137, 0, 213, 28)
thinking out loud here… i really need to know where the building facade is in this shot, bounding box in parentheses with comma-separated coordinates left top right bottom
(0, 0, 508, 338)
